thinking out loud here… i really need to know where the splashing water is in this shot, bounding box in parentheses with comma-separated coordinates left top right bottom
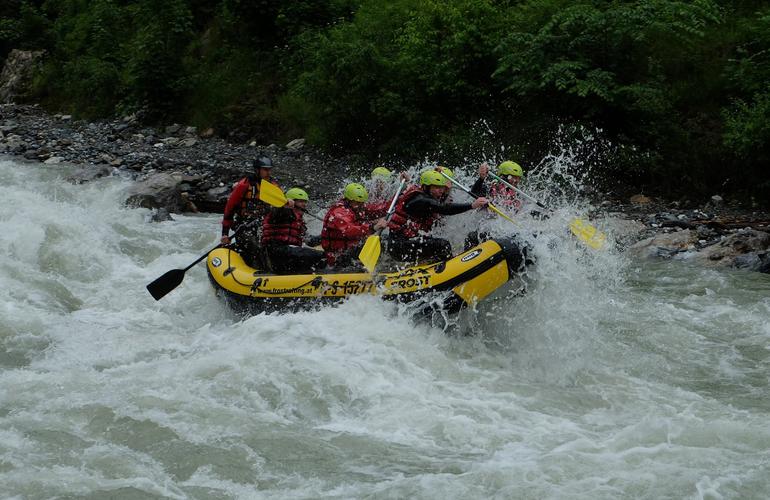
(1, 158, 769, 499)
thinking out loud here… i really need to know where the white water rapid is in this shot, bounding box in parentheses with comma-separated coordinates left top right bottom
(1, 158, 769, 499)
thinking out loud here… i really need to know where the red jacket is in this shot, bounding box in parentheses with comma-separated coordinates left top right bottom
(388, 185, 442, 239)
(490, 183, 522, 211)
(365, 200, 389, 219)
(221, 176, 280, 235)
(321, 200, 375, 264)
(262, 207, 306, 246)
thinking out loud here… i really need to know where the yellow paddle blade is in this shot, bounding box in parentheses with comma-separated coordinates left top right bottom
(358, 234, 382, 273)
(488, 203, 516, 224)
(258, 180, 287, 207)
(569, 218, 606, 250)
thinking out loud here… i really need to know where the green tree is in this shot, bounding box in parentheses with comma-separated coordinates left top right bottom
(286, 0, 502, 154)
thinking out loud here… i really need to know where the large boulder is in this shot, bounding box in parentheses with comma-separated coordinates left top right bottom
(125, 172, 196, 213)
(67, 165, 112, 184)
(689, 229, 770, 272)
(0, 49, 45, 103)
(626, 229, 696, 259)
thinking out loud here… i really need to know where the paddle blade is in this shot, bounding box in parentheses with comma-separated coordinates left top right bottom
(569, 218, 606, 250)
(358, 235, 382, 273)
(146, 269, 185, 300)
(488, 203, 516, 223)
(258, 180, 287, 207)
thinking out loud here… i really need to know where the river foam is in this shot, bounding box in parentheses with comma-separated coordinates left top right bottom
(1, 158, 769, 499)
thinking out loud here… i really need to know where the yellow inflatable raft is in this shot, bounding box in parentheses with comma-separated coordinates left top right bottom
(207, 237, 530, 315)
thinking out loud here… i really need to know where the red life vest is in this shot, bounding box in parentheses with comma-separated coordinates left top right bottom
(321, 200, 373, 257)
(222, 177, 281, 236)
(238, 178, 278, 221)
(262, 208, 306, 246)
(489, 182, 521, 211)
(388, 185, 441, 239)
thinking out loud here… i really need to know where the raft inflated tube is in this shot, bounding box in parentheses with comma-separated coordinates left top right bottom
(207, 238, 528, 313)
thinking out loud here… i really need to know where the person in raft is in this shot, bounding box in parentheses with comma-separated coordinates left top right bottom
(471, 160, 523, 211)
(220, 156, 281, 265)
(386, 169, 489, 264)
(261, 188, 326, 274)
(321, 183, 388, 268)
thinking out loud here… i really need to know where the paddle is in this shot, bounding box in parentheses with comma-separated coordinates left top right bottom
(438, 172, 517, 224)
(258, 180, 324, 221)
(488, 172, 606, 250)
(146, 220, 255, 301)
(358, 179, 407, 273)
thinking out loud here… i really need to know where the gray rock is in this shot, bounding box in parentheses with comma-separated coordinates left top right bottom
(696, 225, 718, 239)
(733, 252, 770, 273)
(0, 49, 45, 103)
(125, 172, 189, 212)
(184, 126, 197, 135)
(67, 165, 112, 184)
(690, 229, 770, 268)
(206, 185, 230, 201)
(710, 195, 723, 206)
(627, 229, 696, 259)
(165, 124, 181, 135)
(286, 138, 305, 150)
(44, 156, 64, 164)
(179, 137, 197, 147)
(147, 207, 174, 222)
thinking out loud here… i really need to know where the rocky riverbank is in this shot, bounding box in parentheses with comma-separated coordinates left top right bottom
(0, 103, 355, 217)
(2, 103, 769, 273)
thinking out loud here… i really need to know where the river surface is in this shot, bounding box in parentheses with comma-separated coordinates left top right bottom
(1, 158, 769, 499)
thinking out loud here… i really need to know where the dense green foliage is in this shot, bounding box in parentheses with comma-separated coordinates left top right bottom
(2, 0, 769, 201)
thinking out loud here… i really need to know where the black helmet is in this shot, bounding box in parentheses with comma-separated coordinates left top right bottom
(254, 156, 273, 169)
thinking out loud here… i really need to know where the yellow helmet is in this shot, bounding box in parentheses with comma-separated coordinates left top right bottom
(436, 166, 454, 187)
(371, 166, 392, 180)
(343, 183, 369, 202)
(498, 161, 523, 177)
(285, 187, 309, 201)
(420, 170, 447, 187)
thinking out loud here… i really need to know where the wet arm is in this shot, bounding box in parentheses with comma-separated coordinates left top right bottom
(405, 196, 473, 217)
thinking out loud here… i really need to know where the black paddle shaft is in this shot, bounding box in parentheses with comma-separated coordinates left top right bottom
(146, 220, 257, 301)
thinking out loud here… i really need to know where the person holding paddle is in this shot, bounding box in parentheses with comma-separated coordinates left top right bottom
(321, 183, 388, 267)
(261, 188, 325, 274)
(472, 161, 523, 211)
(220, 156, 281, 264)
(387, 170, 489, 264)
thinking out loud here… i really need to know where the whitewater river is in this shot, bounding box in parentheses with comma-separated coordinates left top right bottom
(1, 158, 769, 499)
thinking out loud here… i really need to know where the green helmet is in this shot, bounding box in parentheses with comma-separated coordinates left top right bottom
(437, 166, 454, 179)
(285, 187, 309, 201)
(371, 166, 392, 180)
(420, 170, 447, 187)
(343, 182, 369, 202)
(498, 161, 523, 177)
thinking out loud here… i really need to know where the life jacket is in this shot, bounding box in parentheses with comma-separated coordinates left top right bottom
(321, 200, 372, 257)
(388, 185, 442, 239)
(489, 182, 521, 211)
(236, 176, 278, 223)
(262, 208, 306, 246)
